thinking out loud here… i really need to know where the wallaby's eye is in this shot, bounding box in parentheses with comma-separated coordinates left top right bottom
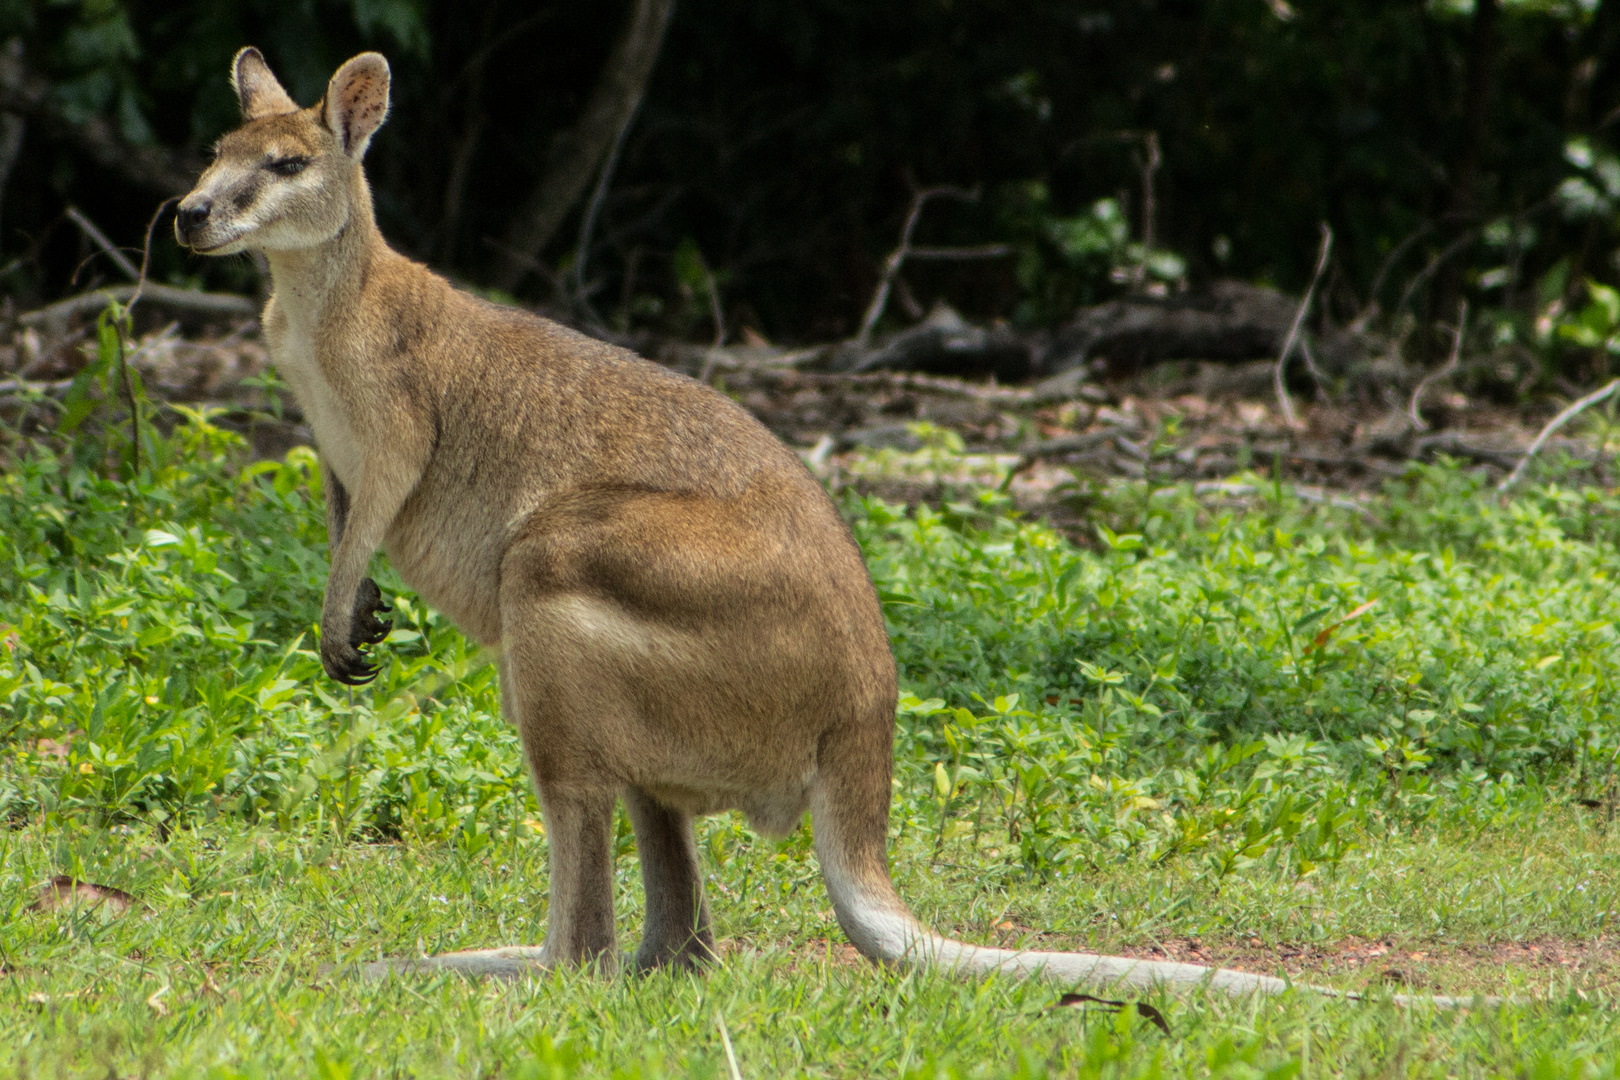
(266, 157, 309, 177)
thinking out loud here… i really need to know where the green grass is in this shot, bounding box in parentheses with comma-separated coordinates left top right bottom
(2, 815, 1618, 1077)
(5, 405, 1620, 1076)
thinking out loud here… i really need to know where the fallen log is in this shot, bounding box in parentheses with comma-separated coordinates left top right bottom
(1041, 281, 1298, 375)
(20, 284, 258, 330)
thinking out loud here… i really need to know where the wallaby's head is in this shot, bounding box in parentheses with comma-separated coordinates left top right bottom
(175, 48, 390, 256)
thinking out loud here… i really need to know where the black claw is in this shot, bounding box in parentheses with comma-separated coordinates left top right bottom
(323, 641, 380, 686)
(329, 577, 394, 683)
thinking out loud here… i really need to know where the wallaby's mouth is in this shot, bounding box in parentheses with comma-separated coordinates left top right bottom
(182, 233, 246, 256)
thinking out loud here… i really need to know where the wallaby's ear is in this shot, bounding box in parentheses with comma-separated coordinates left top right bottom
(232, 47, 297, 120)
(323, 53, 390, 160)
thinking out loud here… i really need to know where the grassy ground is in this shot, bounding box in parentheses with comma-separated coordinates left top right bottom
(3, 811, 1618, 1078)
(7, 408, 1620, 1076)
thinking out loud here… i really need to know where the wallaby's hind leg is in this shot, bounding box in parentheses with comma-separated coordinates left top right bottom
(533, 785, 619, 967)
(358, 784, 616, 979)
(623, 787, 716, 972)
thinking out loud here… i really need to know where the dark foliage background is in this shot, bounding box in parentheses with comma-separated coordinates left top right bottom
(1, 0, 1615, 347)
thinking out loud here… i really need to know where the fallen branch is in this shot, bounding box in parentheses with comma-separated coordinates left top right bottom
(754, 367, 1037, 404)
(1154, 479, 1377, 519)
(905, 244, 1013, 261)
(1498, 378, 1620, 493)
(20, 283, 257, 330)
(0, 378, 73, 397)
(1274, 223, 1332, 428)
(1407, 299, 1467, 431)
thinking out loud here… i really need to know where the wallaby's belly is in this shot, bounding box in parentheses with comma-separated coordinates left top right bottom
(382, 460, 514, 645)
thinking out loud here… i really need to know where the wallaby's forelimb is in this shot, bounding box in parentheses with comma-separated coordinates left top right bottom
(322, 465, 350, 548)
(316, 463, 414, 684)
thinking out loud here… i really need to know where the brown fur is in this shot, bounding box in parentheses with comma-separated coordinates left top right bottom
(172, 51, 1495, 1006)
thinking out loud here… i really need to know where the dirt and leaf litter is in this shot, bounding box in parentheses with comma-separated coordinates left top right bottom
(4, 284, 1605, 533)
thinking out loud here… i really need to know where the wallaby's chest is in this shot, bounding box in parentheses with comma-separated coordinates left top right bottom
(265, 304, 365, 491)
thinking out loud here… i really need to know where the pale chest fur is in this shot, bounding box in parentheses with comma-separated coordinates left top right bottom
(265, 299, 365, 492)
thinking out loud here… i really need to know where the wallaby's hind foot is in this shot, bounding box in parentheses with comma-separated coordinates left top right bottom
(624, 788, 718, 973)
(360, 945, 551, 981)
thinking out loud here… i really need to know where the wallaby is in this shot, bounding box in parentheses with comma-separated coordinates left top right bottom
(173, 48, 1484, 1006)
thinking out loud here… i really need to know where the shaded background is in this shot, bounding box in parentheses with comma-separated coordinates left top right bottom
(0, 0, 1615, 356)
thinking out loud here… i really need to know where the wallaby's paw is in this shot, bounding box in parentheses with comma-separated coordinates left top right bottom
(321, 637, 379, 685)
(350, 577, 393, 647)
(321, 578, 391, 684)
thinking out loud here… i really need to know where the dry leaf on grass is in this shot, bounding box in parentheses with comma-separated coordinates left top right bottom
(28, 875, 136, 915)
(26, 989, 91, 1006)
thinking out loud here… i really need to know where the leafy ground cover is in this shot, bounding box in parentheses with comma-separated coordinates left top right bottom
(4, 407, 1620, 1076)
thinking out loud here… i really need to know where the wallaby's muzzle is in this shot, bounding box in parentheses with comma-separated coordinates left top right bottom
(174, 197, 212, 247)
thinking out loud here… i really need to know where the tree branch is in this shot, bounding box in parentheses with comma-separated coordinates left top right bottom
(491, 0, 676, 291)
(1407, 300, 1466, 432)
(20, 283, 256, 331)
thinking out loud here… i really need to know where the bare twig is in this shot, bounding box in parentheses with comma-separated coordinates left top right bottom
(1498, 378, 1620, 492)
(1274, 223, 1333, 428)
(854, 185, 978, 349)
(65, 206, 140, 281)
(905, 244, 1013, 260)
(1395, 227, 1479, 318)
(1407, 300, 1467, 431)
(491, 0, 675, 290)
(128, 198, 178, 317)
(572, 96, 641, 303)
(118, 198, 178, 477)
(1354, 222, 1433, 330)
(1131, 130, 1161, 290)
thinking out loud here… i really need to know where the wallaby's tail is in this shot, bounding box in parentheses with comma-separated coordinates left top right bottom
(808, 733, 1490, 1007)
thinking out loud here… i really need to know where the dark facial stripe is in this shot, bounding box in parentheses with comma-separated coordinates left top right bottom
(232, 172, 266, 213)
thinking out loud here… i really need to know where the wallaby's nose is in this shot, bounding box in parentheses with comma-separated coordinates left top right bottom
(177, 199, 212, 240)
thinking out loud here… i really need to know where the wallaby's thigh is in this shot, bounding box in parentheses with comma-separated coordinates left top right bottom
(495, 486, 889, 801)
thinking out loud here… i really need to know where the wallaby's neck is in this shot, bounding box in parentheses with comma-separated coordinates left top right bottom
(263, 173, 386, 325)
